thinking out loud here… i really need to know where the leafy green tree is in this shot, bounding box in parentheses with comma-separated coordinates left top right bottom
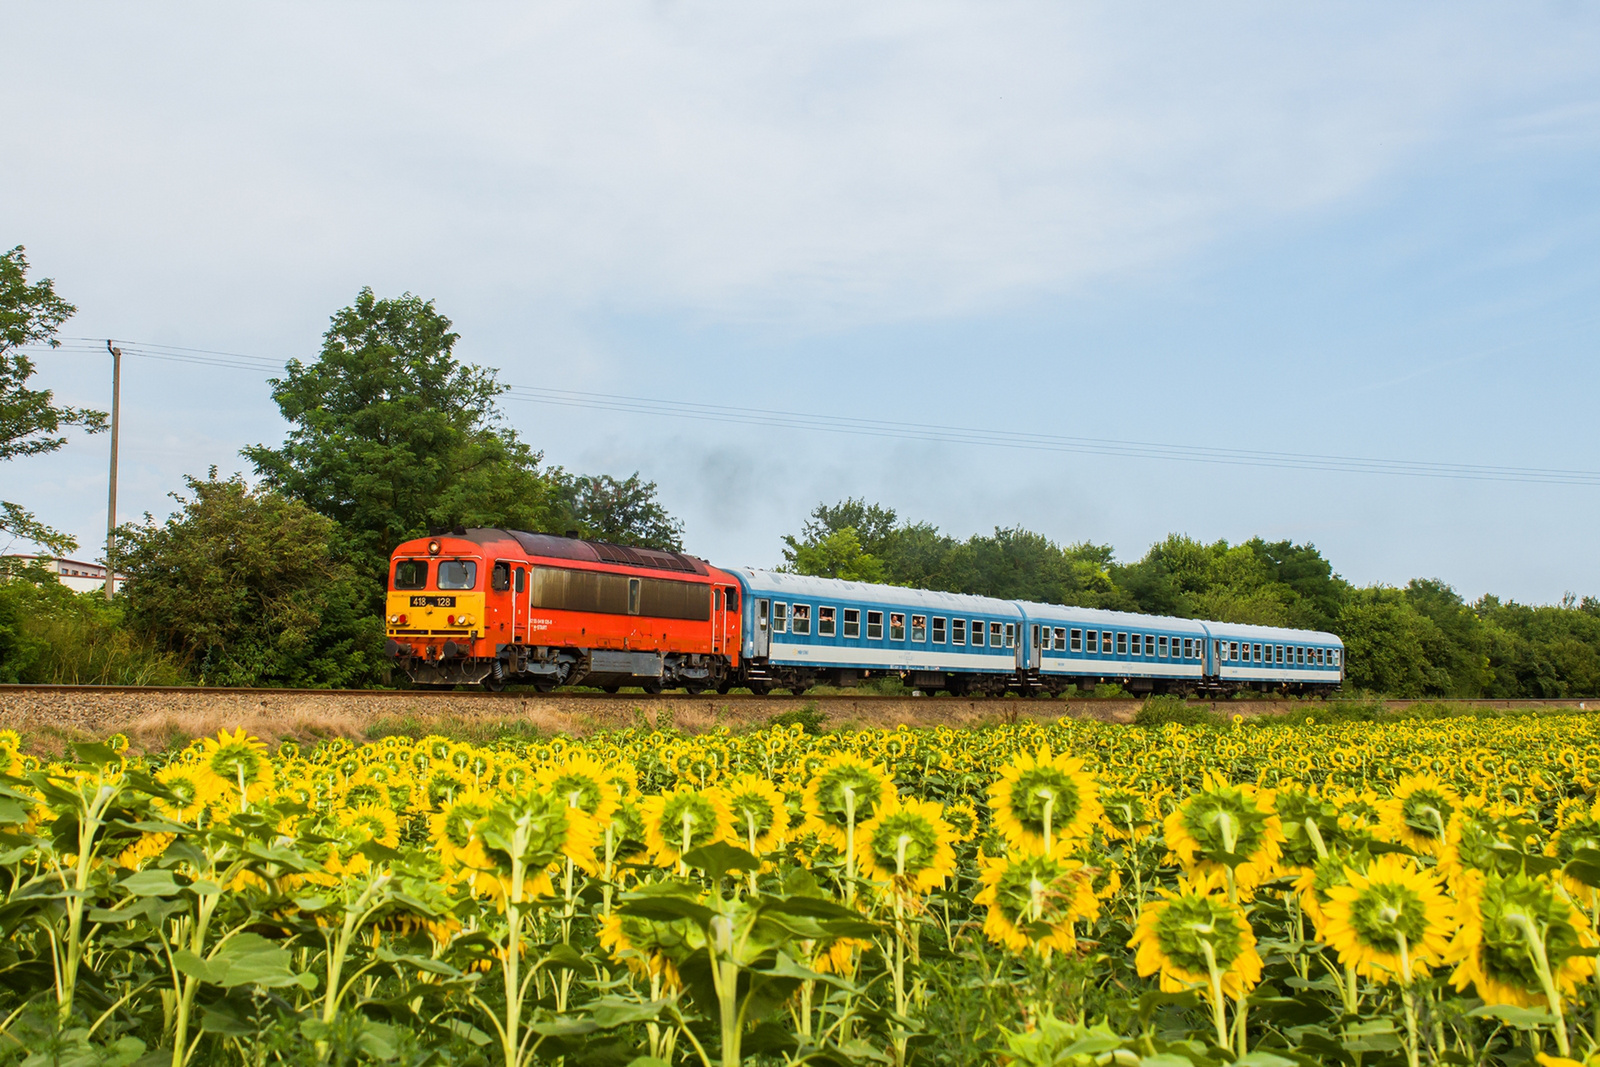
(1335, 587, 1447, 696)
(244, 288, 565, 610)
(555, 471, 684, 549)
(781, 526, 888, 582)
(0, 246, 107, 555)
(117, 471, 378, 687)
(797, 498, 901, 557)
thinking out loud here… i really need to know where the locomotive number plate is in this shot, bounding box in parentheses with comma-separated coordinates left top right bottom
(410, 595, 456, 607)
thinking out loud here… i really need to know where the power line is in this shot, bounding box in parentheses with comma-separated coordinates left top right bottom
(21, 337, 1600, 487)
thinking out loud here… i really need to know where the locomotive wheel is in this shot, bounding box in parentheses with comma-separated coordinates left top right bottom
(685, 684, 707, 695)
(642, 681, 663, 695)
(602, 685, 620, 694)
(482, 677, 506, 693)
(716, 682, 732, 694)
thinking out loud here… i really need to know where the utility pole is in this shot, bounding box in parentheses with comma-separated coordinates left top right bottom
(105, 340, 121, 601)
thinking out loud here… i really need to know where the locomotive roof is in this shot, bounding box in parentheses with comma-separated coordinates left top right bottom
(430, 529, 712, 576)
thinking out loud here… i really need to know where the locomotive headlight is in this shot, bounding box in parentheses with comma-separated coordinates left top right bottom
(427, 539, 441, 555)
(447, 614, 457, 626)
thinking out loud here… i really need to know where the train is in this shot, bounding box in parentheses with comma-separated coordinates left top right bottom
(384, 527, 1345, 696)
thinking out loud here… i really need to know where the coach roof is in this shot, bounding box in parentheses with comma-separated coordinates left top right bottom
(727, 568, 1023, 616)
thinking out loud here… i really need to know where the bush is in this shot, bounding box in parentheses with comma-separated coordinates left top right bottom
(1132, 694, 1221, 727)
(0, 574, 185, 684)
(768, 701, 828, 735)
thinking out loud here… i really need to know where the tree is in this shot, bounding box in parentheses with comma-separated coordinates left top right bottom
(244, 288, 565, 610)
(555, 471, 684, 549)
(117, 471, 378, 687)
(781, 526, 888, 582)
(1335, 587, 1445, 696)
(0, 246, 107, 555)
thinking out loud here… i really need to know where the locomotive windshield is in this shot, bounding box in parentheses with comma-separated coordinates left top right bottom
(437, 560, 478, 590)
(393, 559, 428, 590)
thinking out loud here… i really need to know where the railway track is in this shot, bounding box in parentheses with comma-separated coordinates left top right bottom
(0, 683, 1595, 707)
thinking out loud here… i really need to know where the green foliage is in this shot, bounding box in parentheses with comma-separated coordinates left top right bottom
(117, 470, 379, 687)
(243, 288, 567, 613)
(553, 470, 684, 550)
(0, 246, 107, 556)
(781, 526, 887, 582)
(767, 701, 828, 735)
(0, 568, 185, 684)
(1132, 695, 1221, 728)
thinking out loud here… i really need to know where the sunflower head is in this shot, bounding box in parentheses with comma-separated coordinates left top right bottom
(197, 729, 275, 808)
(640, 786, 733, 867)
(1322, 853, 1456, 983)
(1128, 873, 1262, 1000)
(1448, 871, 1598, 1008)
(722, 773, 791, 855)
(1273, 786, 1338, 870)
(974, 850, 1098, 958)
(986, 745, 1102, 855)
(1164, 774, 1283, 893)
(801, 754, 891, 850)
(855, 796, 957, 894)
(536, 752, 621, 823)
(1383, 774, 1459, 855)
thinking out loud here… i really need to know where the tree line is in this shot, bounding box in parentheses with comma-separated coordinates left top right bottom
(3, 250, 1598, 696)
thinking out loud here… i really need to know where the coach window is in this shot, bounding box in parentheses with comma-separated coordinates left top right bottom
(932, 617, 946, 643)
(1299, 646, 1307, 665)
(1130, 633, 1141, 656)
(792, 604, 811, 635)
(393, 559, 428, 590)
(1054, 627, 1067, 652)
(1156, 635, 1166, 657)
(1069, 628, 1082, 652)
(1230, 641, 1239, 660)
(1115, 632, 1126, 655)
(772, 602, 788, 633)
(1317, 648, 1325, 666)
(1085, 630, 1097, 654)
(1182, 638, 1193, 659)
(993, 622, 1007, 648)
(1145, 633, 1155, 656)
(972, 621, 985, 647)
(819, 607, 837, 637)
(867, 611, 884, 640)
(1005, 623, 1016, 648)
(912, 615, 927, 642)
(1102, 630, 1113, 655)
(890, 613, 905, 641)
(952, 618, 966, 645)
(843, 608, 860, 638)
(1333, 649, 1341, 667)
(437, 560, 478, 590)
(1275, 645, 1284, 664)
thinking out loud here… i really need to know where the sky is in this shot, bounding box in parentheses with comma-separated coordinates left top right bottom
(3, 3, 1599, 602)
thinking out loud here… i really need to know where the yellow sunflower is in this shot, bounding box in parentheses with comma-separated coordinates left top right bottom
(1163, 773, 1283, 895)
(854, 796, 957, 895)
(721, 773, 791, 855)
(640, 785, 733, 868)
(1447, 870, 1597, 1008)
(974, 850, 1099, 958)
(1128, 872, 1262, 1000)
(195, 728, 275, 811)
(1321, 853, 1455, 983)
(536, 752, 621, 824)
(986, 745, 1102, 856)
(1381, 774, 1459, 856)
(800, 753, 892, 850)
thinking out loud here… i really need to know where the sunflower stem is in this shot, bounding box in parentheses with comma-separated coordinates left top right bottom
(1396, 931, 1420, 1067)
(1509, 911, 1570, 1058)
(1200, 939, 1228, 1051)
(844, 788, 858, 906)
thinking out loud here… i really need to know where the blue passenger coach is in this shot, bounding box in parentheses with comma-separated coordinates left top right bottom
(727, 569, 1025, 695)
(725, 568, 1344, 697)
(1018, 604, 1211, 695)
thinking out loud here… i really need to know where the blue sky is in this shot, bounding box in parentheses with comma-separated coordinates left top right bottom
(4, 3, 1598, 602)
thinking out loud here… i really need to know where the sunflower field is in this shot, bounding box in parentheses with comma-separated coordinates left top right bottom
(5, 712, 1600, 1067)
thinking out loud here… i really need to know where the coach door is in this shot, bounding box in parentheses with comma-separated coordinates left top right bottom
(753, 597, 771, 657)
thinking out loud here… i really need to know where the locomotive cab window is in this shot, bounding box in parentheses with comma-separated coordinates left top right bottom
(819, 606, 837, 637)
(867, 611, 884, 640)
(393, 559, 428, 590)
(890, 613, 906, 641)
(932, 617, 946, 643)
(844, 608, 860, 638)
(725, 588, 738, 612)
(952, 619, 967, 645)
(792, 604, 811, 635)
(772, 602, 788, 633)
(491, 562, 511, 592)
(437, 560, 477, 590)
(1070, 628, 1082, 652)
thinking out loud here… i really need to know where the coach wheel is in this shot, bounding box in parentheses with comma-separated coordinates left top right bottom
(748, 684, 771, 697)
(602, 685, 620, 694)
(685, 684, 707, 695)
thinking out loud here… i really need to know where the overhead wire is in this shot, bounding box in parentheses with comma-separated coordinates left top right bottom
(20, 336, 1600, 487)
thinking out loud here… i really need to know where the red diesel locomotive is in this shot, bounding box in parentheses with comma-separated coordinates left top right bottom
(384, 528, 742, 691)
